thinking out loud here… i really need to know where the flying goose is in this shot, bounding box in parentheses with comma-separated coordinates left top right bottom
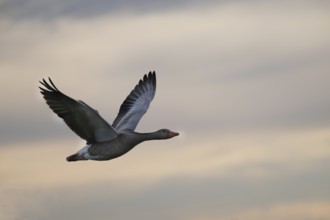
(39, 71, 179, 162)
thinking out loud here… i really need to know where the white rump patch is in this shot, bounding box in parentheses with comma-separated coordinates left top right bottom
(77, 144, 92, 156)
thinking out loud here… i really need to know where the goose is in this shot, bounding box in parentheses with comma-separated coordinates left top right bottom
(39, 71, 179, 162)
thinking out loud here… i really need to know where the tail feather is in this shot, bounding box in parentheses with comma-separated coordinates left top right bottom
(66, 153, 86, 162)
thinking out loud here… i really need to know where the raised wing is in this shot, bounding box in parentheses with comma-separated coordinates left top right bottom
(39, 78, 118, 144)
(112, 71, 156, 132)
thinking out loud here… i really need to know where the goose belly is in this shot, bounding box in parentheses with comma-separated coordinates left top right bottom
(86, 138, 137, 161)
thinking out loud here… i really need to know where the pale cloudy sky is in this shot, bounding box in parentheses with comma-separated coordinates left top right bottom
(1, 0, 330, 219)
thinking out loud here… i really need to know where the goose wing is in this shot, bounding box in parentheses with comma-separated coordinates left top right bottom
(112, 71, 156, 132)
(39, 78, 118, 144)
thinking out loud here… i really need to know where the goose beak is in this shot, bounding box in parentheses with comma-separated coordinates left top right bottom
(168, 131, 179, 138)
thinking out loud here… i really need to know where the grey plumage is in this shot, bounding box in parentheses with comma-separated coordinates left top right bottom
(39, 71, 179, 162)
(112, 71, 156, 132)
(39, 78, 118, 144)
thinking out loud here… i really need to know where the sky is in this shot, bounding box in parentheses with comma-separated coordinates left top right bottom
(1, 0, 330, 219)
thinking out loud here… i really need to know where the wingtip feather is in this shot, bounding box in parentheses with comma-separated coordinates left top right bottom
(39, 77, 61, 93)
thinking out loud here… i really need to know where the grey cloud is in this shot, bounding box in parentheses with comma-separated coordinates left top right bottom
(215, 49, 330, 82)
(1, 2, 329, 219)
(4, 159, 330, 220)
(0, 113, 75, 146)
(7, 0, 326, 21)
(1, 0, 330, 147)
(1, 0, 229, 21)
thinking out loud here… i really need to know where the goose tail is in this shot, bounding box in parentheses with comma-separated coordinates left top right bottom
(66, 153, 86, 162)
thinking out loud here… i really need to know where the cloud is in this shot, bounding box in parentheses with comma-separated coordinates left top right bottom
(2, 128, 330, 219)
(1, 2, 330, 219)
(219, 201, 330, 220)
(1, 1, 330, 145)
(1, 127, 330, 220)
(2, 0, 329, 22)
(0, 0, 225, 21)
(2, 127, 330, 189)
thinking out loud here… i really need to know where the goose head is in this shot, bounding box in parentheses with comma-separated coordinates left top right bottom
(156, 129, 179, 139)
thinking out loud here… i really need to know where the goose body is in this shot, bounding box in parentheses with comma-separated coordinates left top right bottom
(39, 72, 179, 162)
